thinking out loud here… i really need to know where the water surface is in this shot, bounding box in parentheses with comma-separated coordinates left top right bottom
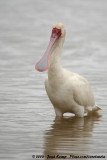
(0, 0, 107, 159)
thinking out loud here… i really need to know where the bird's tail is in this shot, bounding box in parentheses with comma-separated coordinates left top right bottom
(94, 105, 102, 111)
(87, 105, 102, 117)
(96, 105, 102, 111)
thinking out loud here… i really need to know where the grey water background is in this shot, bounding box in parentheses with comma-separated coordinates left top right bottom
(0, 0, 107, 160)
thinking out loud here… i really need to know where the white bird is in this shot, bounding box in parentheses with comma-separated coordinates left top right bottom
(35, 23, 101, 117)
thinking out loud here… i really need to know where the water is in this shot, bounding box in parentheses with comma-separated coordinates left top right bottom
(0, 0, 107, 159)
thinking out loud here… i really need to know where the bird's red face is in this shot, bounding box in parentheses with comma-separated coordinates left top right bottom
(51, 27, 62, 39)
(35, 27, 62, 72)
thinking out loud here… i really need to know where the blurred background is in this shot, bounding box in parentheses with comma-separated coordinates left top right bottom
(0, 0, 107, 160)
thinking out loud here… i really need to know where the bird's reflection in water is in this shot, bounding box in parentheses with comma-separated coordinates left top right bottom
(44, 113, 101, 160)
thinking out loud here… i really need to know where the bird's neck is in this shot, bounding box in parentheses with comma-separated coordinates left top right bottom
(48, 38, 64, 86)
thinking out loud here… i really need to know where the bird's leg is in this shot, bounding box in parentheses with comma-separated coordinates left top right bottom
(54, 107, 63, 117)
(75, 106, 84, 117)
(73, 102, 85, 117)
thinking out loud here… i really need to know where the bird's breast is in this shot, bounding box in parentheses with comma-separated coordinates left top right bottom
(45, 79, 74, 111)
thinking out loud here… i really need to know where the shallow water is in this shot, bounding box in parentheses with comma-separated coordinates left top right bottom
(0, 0, 107, 160)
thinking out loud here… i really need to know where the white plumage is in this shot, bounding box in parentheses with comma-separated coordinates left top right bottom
(36, 23, 101, 117)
